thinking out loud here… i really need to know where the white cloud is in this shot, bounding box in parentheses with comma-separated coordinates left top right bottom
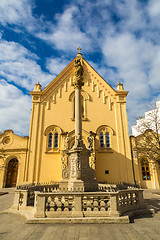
(148, 0, 160, 18)
(114, 0, 147, 32)
(0, 40, 76, 136)
(0, 40, 37, 61)
(148, 50, 160, 89)
(0, 0, 34, 27)
(101, 30, 160, 133)
(0, 80, 31, 135)
(46, 57, 70, 75)
(0, 0, 46, 34)
(0, 39, 53, 90)
(103, 33, 150, 95)
(36, 6, 92, 52)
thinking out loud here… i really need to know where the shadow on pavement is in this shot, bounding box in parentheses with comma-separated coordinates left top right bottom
(145, 198, 160, 213)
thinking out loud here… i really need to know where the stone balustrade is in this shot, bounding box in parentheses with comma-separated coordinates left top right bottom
(12, 189, 146, 218)
(17, 183, 59, 192)
(98, 183, 117, 192)
(117, 189, 145, 215)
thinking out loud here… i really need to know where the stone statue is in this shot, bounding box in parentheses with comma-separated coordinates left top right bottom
(87, 134, 93, 150)
(74, 133, 81, 148)
(73, 58, 84, 89)
(64, 133, 69, 150)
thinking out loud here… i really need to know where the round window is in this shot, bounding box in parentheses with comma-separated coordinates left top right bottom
(3, 137, 11, 145)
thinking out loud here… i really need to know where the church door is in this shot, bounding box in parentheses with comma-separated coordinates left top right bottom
(5, 158, 18, 187)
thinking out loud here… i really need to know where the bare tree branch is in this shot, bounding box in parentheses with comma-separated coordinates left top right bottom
(134, 102, 160, 164)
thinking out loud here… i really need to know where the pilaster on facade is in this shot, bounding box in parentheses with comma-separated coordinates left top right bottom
(26, 83, 43, 183)
(114, 83, 133, 183)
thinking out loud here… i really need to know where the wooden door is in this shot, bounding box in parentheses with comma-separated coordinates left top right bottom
(6, 158, 18, 187)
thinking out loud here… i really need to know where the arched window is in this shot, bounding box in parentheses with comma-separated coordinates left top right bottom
(100, 132, 104, 148)
(54, 133, 58, 148)
(99, 131, 111, 149)
(45, 125, 62, 152)
(97, 126, 113, 150)
(105, 132, 110, 148)
(48, 132, 53, 148)
(47, 132, 59, 149)
(141, 160, 150, 180)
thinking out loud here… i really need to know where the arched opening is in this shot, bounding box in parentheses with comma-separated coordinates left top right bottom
(5, 158, 19, 187)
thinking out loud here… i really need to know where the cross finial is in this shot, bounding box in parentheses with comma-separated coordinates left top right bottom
(77, 46, 82, 53)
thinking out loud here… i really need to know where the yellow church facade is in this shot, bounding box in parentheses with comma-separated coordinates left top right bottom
(0, 53, 146, 189)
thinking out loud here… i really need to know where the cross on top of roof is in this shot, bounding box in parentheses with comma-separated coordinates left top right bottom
(77, 46, 82, 53)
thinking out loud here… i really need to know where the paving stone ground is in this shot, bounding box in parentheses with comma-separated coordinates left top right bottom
(0, 188, 160, 240)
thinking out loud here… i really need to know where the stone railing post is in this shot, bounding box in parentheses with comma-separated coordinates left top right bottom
(11, 190, 28, 210)
(72, 194, 83, 217)
(109, 192, 120, 217)
(34, 192, 46, 218)
(12, 190, 21, 210)
(137, 189, 146, 209)
(20, 190, 28, 207)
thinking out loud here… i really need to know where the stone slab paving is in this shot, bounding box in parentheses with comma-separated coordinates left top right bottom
(0, 188, 160, 240)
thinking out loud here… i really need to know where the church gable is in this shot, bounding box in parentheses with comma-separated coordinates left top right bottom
(41, 58, 75, 103)
(33, 57, 121, 114)
(83, 59, 116, 98)
(0, 130, 28, 150)
(30, 55, 128, 137)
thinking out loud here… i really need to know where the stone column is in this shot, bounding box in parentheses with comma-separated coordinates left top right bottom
(75, 87, 82, 139)
(73, 55, 84, 146)
(60, 49, 98, 192)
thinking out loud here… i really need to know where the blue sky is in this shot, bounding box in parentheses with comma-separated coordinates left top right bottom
(0, 0, 160, 136)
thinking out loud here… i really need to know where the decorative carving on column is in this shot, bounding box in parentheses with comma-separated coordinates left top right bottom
(61, 154, 69, 180)
(87, 134, 93, 150)
(90, 152, 96, 170)
(74, 133, 83, 148)
(64, 133, 69, 150)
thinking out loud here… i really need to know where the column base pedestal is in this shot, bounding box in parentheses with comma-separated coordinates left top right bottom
(59, 179, 84, 192)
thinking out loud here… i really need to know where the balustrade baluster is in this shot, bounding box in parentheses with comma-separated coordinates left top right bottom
(86, 198, 91, 211)
(100, 198, 106, 211)
(93, 198, 98, 211)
